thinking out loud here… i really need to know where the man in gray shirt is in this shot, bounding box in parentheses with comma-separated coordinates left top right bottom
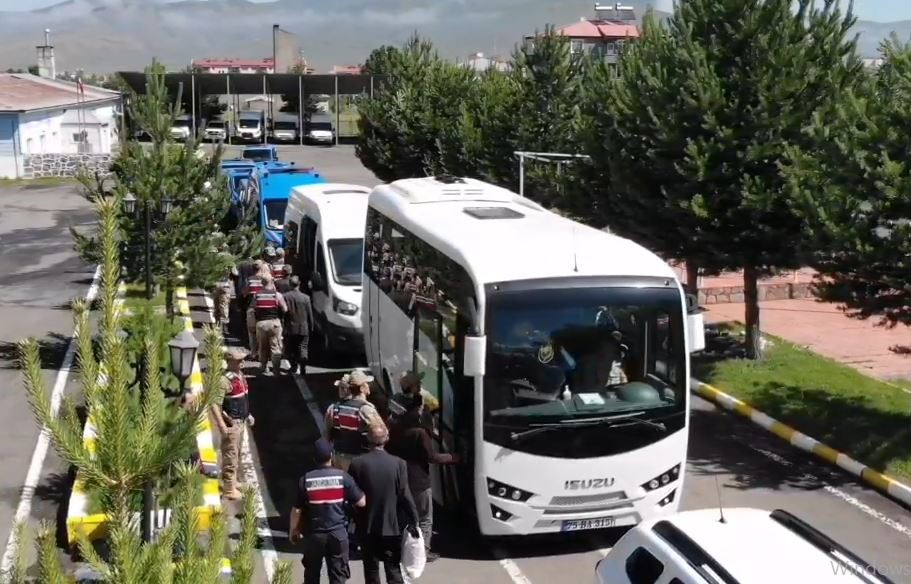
(282, 275, 314, 375)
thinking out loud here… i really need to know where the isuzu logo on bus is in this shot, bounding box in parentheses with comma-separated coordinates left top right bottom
(565, 478, 615, 490)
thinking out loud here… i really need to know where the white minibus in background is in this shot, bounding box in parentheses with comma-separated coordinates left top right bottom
(361, 176, 705, 536)
(284, 183, 372, 354)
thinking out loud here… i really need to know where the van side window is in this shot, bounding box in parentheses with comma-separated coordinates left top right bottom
(286, 220, 299, 271)
(315, 242, 328, 284)
(301, 217, 318, 277)
(625, 547, 664, 584)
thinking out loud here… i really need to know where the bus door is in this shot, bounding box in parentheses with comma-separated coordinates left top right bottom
(413, 301, 460, 508)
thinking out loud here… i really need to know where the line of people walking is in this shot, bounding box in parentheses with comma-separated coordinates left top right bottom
(212, 245, 313, 376)
(292, 370, 460, 583)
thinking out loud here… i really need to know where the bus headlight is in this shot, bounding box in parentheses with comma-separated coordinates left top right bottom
(487, 478, 533, 502)
(333, 297, 358, 316)
(641, 464, 681, 492)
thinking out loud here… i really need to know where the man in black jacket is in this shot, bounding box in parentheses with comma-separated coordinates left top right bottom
(348, 424, 418, 584)
(281, 275, 313, 375)
(388, 393, 459, 562)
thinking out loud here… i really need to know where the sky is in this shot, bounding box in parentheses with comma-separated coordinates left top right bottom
(1, 0, 911, 22)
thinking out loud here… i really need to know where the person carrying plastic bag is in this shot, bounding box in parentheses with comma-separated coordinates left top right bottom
(401, 524, 426, 580)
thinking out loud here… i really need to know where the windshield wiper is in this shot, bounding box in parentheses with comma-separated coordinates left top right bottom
(508, 410, 667, 442)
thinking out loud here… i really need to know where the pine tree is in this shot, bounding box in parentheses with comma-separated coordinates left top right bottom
(787, 38, 911, 326)
(72, 60, 258, 308)
(504, 27, 585, 207)
(584, 0, 862, 358)
(356, 35, 447, 181)
(20, 194, 289, 581)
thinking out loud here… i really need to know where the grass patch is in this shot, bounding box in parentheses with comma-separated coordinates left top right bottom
(695, 326, 911, 481)
(123, 283, 167, 312)
(0, 176, 77, 189)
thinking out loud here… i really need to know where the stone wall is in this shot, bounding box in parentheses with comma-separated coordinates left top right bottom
(698, 282, 813, 305)
(22, 153, 113, 179)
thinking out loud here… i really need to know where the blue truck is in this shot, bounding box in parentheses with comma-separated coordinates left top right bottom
(256, 164, 326, 247)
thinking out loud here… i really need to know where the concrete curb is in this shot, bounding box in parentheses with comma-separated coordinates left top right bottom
(66, 282, 127, 545)
(175, 286, 222, 529)
(692, 379, 911, 508)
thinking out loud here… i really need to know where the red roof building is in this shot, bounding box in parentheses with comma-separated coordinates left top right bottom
(527, 3, 640, 62)
(330, 65, 364, 75)
(192, 58, 275, 74)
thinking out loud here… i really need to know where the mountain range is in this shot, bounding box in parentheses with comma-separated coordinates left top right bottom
(0, 0, 905, 73)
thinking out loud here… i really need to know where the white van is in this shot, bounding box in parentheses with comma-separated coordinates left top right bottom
(284, 183, 372, 355)
(595, 507, 895, 584)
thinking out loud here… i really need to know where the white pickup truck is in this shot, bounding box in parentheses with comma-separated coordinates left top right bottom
(595, 507, 895, 584)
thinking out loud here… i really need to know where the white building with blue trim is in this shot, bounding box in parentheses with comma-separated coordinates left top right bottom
(0, 73, 122, 179)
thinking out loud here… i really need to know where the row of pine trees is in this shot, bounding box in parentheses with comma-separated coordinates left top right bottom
(356, 0, 911, 360)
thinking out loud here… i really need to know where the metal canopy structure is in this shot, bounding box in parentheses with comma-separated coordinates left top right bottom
(117, 72, 385, 145)
(514, 151, 591, 197)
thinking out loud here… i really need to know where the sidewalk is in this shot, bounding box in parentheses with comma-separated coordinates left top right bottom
(704, 299, 911, 381)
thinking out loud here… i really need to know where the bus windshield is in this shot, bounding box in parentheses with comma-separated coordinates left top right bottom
(328, 238, 363, 286)
(483, 285, 686, 458)
(262, 200, 287, 230)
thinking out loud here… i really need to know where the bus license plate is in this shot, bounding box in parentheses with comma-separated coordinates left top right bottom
(561, 517, 616, 532)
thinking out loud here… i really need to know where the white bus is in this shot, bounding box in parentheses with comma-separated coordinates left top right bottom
(362, 176, 705, 536)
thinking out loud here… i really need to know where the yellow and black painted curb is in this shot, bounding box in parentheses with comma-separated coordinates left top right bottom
(693, 379, 911, 507)
(174, 286, 222, 530)
(65, 285, 225, 551)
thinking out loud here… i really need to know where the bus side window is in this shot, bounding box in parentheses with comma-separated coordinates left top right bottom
(414, 304, 442, 404)
(625, 547, 664, 584)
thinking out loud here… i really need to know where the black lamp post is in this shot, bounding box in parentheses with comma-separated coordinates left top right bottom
(121, 192, 173, 543)
(122, 192, 172, 301)
(168, 330, 200, 393)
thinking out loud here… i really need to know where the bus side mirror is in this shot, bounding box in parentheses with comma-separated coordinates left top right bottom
(686, 294, 705, 353)
(464, 335, 486, 377)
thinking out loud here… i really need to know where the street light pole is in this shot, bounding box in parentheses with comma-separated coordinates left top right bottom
(123, 193, 172, 544)
(144, 201, 153, 301)
(141, 199, 154, 543)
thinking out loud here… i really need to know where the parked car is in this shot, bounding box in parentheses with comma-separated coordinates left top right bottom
(170, 114, 194, 141)
(594, 507, 895, 584)
(305, 115, 336, 145)
(271, 113, 299, 143)
(236, 111, 266, 143)
(204, 119, 230, 142)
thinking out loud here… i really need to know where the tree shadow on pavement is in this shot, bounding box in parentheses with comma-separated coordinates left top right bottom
(0, 332, 70, 370)
(247, 372, 322, 556)
(33, 468, 77, 551)
(739, 383, 911, 480)
(690, 325, 911, 492)
(686, 405, 849, 493)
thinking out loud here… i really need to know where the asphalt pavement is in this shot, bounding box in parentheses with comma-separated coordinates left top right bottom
(0, 182, 95, 572)
(211, 143, 382, 188)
